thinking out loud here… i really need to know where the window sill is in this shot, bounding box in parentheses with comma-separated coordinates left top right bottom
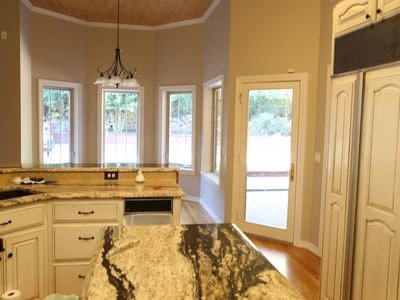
(178, 168, 195, 176)
(200, 171, 220, 188)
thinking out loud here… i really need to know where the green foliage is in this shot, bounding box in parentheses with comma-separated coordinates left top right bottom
(104, 91, 138, 133)
(248, 89, 292, 136)
(43, 88, 71, 132)
(169, 93, 192, 134)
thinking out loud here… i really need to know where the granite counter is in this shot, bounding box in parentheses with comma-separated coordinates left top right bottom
(81, 223, 303, 299)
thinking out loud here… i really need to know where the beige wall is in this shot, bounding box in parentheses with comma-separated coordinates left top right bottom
(30, 13, 87, 164)
(0, 0, 21, 165)
(201, 0, 231, 220)
(155, 25, 203, 198)
(311, 1, 335, 246)
(226, 0, 322, 243)
(86, 27, 156, 163)
(20, 2, 32, 164)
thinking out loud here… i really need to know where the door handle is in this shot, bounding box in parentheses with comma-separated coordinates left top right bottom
(290, 163, 295, 182)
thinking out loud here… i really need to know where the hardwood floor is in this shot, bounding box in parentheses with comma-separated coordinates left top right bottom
(180, 200, 321, 299)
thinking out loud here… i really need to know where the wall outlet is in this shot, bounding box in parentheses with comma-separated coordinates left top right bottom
(1, 31, 7, 40)
(104, 171, 118, 180)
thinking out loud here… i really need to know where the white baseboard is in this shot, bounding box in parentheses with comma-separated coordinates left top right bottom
(199, 199, 223, 223)
(181, 195, 200, 202)
(294, 240, 321, 257)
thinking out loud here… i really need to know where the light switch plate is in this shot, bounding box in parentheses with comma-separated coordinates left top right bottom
(1, 31, 7, 40)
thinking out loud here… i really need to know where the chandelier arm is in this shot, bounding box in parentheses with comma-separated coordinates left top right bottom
(116, 52, 136, 78)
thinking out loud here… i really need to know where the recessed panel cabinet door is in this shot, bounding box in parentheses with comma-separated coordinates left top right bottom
(334, 0, 375, 36)
(320, 74, 358, 300)
(377, 0, 400, 19)
(353, 66, 400, 300)
(5, 230, 44, 300)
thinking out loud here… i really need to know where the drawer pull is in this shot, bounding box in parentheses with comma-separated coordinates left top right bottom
(0, 220, 12, 226)
(78, 236, 95, 241)
(78, 275, 86, 279)
(78, 211, 94, 215)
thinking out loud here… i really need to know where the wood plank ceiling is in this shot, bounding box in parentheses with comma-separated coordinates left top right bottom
(29, 0, 215, 26)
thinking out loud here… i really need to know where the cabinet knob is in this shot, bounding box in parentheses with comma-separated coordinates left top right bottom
(8, 253, 13, 258)
(376, 8, 382, 14)
(0, 220, 12, 226)
(365, 14, 371, 19)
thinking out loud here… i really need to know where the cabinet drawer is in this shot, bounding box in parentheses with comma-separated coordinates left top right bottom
(54, 263, 89, 295)
(53, 201, 119, 222)
(53, 225, 107, 260)
(0, 205, 44, 234)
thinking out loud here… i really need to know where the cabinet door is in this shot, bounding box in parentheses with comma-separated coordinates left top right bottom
(54, 263, 89, 295)
(5, 230, 44, 300)
(334, 0, 375, 36)
(320, 74, 358, 300)
(352, 65, 400, 299)
(377, 0, 400, 19)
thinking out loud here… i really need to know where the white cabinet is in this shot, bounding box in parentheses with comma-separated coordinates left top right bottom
(334, 0, 400, 36)
(4, 230, 45, 300)
(321, 65, 400, 299)
(320, 74, 360, 300)
(53, 263, 89, 295)
(49, 199, 122, 296)
(0, 204, 46, 299)
(352, 65, 400, 300)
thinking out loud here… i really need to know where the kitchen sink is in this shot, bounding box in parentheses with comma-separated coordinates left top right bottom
(0, 189, 39, 200)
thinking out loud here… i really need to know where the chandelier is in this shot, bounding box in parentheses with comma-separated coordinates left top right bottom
(94, 0, 140, 88)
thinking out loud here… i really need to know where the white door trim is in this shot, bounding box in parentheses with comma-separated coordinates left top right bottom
(232, 73, 308, 245)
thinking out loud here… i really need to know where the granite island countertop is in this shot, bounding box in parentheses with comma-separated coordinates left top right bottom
(81, 223, 303, 300)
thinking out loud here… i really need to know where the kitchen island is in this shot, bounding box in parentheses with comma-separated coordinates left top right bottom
(81, 223, 303, 299)
(0, 165, 185, 299)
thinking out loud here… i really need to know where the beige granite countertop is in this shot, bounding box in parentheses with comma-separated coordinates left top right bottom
(82, 224, 303, 299)
(0, 166, 184, 208)
(0, 184, 184, 208)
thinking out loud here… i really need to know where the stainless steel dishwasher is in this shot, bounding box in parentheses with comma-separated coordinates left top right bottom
(123, 197, 173, 225)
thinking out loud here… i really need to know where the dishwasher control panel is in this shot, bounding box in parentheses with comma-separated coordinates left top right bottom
(124, 197, 172, 214)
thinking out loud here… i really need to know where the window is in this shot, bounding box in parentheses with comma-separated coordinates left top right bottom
(201, 75, 223, 185)
(99, 88, 143, 164)
(159, 86, 196, 172)
(212, 87, 222, 174)
(39, 80, 82, 164)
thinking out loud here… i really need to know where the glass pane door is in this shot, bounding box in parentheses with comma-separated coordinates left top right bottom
(245, 88, 293, 229)
(237, 80, 300, 242)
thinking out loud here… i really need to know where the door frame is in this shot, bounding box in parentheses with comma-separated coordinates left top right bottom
(232, 73, 308, 245)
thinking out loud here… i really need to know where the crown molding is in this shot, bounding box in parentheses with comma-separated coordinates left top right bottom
(20, 0, 221, 31)
(202, 0, 222, 21)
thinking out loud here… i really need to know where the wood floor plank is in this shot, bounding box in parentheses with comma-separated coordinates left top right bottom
(180, 200, 321, 299)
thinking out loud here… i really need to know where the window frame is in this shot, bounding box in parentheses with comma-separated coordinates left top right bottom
(97, 86, 144, 164)
(38, 79, 83, 164)
(201, 75, 224, 186)
(159, 85, 196, 174)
